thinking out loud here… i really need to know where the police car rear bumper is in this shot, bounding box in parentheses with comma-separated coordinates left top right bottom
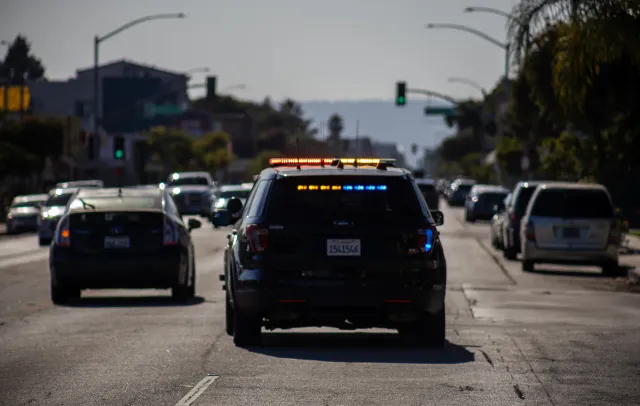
(234, 277, 445, 317)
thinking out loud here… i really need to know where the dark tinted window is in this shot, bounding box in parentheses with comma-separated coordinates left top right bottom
(514, 186, 538, 214)
(218, 189, 252, 199)
(456, 184, 473, 194)
(45, 193, 73, 207)
(167, 177, 209, 186)
(531, 189, 613, 218)
(418, 184, 437, 194)
(478, 192, 509, 207)
(69, 196, 162, 211)
(266, 176, 427, 226)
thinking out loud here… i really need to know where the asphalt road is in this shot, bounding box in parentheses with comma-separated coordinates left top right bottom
(1, 208, 640, 405)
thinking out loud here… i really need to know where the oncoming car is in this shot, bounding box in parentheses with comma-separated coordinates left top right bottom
(5, 193, 48, 234)
(165, 172, 215, 217)
(56, 180, 104, 188)
(39, 188, 80, 246)
(211, 183, 254, 227)
(49, 186, 201, 304)
(218, 157, 447, 347)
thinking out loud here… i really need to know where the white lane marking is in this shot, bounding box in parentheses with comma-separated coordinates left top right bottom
(0, 250, 49, 269)
(175, 375, 219, 406)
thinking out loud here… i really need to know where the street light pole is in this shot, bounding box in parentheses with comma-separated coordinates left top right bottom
(92, 13, 186, 156)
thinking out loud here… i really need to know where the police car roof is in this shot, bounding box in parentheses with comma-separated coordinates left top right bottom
(266, 165, 410, 178)
(49, 187, 80, 195)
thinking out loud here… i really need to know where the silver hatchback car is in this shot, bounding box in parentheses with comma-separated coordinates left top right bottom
(519, 182, 620, 275)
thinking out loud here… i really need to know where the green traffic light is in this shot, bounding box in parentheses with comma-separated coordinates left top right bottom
(115, 150, 124, 159)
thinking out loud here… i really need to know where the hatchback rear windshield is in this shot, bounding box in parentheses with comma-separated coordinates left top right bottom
(478, 192, 509, 206)
(69, 197, 162, 211)
(530, 189, 614, 218)
(266, 176, 428, 226)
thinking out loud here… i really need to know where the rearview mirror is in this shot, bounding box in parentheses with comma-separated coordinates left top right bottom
(226, 197, 243, 220)
(431, 210, 444, 226)
(188, 218, 202, 231)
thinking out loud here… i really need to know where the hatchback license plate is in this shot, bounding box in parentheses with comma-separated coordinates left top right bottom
(563, 227, 580, 238)
(327, 239, 361, 256)
(104, 236, 130, 249)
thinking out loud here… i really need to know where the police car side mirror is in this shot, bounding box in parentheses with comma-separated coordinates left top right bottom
(188, 218, 201, 231)
(431, 210, 444, 226)
(227, 198, 243, 220)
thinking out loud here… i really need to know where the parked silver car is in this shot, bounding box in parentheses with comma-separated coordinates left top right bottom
(519, 182, 620, 275)
(490, 193, 511, 249)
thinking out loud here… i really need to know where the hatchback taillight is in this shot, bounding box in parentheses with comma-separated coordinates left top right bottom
(247, 224, 268, 252)
(163, 216, 178, 245)
(525, 221, 536, 242)
(417, 225, 438, 253)
(54, 216, 71, 247)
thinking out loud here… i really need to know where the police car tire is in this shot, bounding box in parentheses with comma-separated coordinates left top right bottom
(233, 310, 261, 346)
(398, 310, 445, 348)
(39, 237, 52, 246)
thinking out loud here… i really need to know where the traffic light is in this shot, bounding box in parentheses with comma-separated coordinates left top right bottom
(113, 136, 125, 160)
(206, 75, 217, 101)
(395, 81, 406, 106)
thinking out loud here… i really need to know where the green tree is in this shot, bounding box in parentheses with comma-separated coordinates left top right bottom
(327, 113, 343, 142)
(0, 35, 46, 82)
(147, 127, 194, 174)
(245, 150, 284, 180)
(192, 131, 234, 172)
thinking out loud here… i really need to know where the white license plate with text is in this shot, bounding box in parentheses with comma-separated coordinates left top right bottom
(104, 236, 130, 249)
(326, 239, 361, 256)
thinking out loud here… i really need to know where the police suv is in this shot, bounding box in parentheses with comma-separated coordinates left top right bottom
(218, 157, 447, 347)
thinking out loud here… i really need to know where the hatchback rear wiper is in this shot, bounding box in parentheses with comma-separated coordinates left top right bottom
(78, 198, 96, 210)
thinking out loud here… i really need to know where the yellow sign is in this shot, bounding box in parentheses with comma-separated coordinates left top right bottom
(0, 85, 31, 112)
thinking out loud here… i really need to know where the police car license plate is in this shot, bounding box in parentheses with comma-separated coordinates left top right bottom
(104, 236, 130, 249)
(326, 239, 361, 256)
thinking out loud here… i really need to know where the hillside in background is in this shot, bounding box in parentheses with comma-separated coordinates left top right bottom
(300, 100, 455, 166)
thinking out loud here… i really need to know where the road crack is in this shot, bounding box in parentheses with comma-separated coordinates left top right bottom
(508, 334, 556, 405)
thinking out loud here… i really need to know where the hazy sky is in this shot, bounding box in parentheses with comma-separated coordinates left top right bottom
(1, 0, 519, 103)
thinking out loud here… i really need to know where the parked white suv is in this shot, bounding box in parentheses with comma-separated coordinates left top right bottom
(520, 182, 620, 275)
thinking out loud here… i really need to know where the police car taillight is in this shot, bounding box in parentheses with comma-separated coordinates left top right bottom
(247, 224, 268, 252)
(417, 225, 437, 253)
(54, 216, 71, 247)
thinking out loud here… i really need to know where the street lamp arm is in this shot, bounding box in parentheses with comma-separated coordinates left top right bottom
(425, 23, 506, 49)
(464, 6, 512, 19)
(98, 13, 186, 42)
(448, 77, 487, 97)
(407, 88, 459, 105)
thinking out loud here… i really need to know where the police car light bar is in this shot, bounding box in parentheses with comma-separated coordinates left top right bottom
(268, 157, 396, 167)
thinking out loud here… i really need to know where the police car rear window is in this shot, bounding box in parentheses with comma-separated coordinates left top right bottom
(266, 176, 425, 225)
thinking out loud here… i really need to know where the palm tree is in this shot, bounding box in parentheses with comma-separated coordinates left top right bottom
(508, 0, 640, 106)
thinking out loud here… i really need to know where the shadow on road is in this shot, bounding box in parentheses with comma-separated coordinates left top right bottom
(63, 295, 206, 308)
(245, 332, 475, 364)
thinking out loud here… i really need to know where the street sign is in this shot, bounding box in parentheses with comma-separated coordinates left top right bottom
(143, 103, 184, 118)
(424, 107, 457, 116)
(0, 85, 31, 112)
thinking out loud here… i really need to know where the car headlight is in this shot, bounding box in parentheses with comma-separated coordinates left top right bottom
(172, 187, 181, 195)
(7, 213, 13, 220)
(214, 199, 227, 209)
